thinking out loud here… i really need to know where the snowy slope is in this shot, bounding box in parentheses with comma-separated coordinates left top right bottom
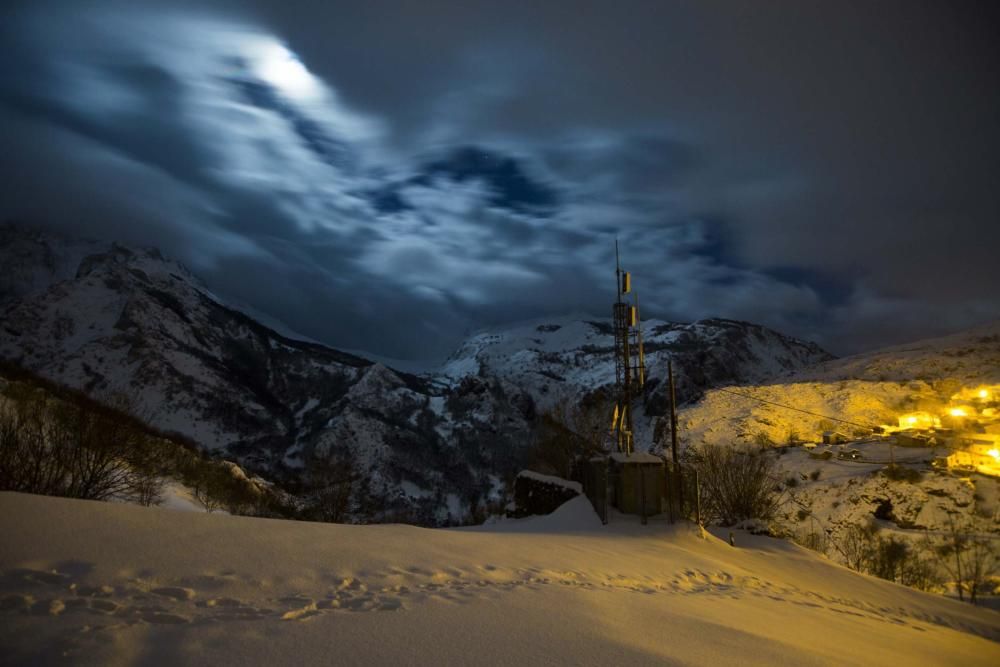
(1, 492, 997, 666)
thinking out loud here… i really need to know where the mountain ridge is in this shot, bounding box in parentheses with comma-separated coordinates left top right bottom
(0, 223, 834, 524)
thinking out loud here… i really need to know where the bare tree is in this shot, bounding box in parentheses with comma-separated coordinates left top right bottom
(0, 392, 68, 496)
(934, 514, 999, 604)
(191, 466, 225, 513)
(531, 398, 609, 479)
(306, 453, 356, 523)
(832, 520, 880, 573)
(965, 536, 999, 605)
(686, 444, 780, 526)
(935, 513, 971, 602)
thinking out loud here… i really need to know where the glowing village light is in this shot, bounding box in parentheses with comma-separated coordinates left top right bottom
(980, 389, 991, 400)
(949, 407, 968, 418)
(989, 449, 1000, 462)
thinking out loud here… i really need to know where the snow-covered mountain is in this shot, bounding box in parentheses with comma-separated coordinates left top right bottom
(441, 316, 831, 411)
(0, 224, 534, 524)
(0, 224, 832, 523)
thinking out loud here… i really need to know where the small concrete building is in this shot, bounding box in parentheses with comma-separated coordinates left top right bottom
(608, 452, 664, 517)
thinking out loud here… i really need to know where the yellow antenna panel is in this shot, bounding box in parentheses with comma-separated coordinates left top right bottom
(621, 272, 631, 294)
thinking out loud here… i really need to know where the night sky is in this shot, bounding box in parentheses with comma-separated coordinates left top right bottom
(1, 0, 998, 360)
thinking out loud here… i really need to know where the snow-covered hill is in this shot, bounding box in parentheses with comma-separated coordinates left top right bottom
(677, 321, 1000, 565)
(682, 321, 1000, 450)
(0, 491, 997, 665)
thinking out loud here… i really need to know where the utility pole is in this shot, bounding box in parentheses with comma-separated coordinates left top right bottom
(668, 359, 683, 514)
(668, 359, 679, 466)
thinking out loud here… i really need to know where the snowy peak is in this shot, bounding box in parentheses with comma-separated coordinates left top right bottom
(439, 314, 832, 413)
(0, 223, 107, 303)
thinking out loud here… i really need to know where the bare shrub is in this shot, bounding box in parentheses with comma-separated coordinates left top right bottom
(834, 519, 880, 573)
(0, 366, 296, 519)
(0, 391, 66, 495)
(687, 444, 780, 526)
(191, 466, 225, 513)
(832, 520, 940, 591)
(305, 454, 356, 523)
(0, 387, 167, 503)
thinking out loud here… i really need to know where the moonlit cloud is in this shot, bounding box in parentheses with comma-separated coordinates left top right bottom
(254, 43, 320, 100)
(1, 0, 997, 359)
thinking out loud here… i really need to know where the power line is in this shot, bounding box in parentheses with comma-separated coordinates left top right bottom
(712, 387, 877, 431)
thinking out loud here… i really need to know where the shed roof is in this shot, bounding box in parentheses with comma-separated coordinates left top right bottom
(608, 452, 663, 464)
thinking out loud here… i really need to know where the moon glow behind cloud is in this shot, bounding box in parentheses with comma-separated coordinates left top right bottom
(254, 42, 321, 101)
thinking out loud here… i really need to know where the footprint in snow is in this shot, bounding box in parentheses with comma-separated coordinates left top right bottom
(151, 586, 195, 601)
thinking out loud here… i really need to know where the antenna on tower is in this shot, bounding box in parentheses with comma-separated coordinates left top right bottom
(610, 241, 645, 456)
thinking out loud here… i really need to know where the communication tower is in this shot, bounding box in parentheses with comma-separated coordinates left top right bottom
(610, 241, 646, 455)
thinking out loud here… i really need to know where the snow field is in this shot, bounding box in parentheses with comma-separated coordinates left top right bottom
(1, 492, 998, 665)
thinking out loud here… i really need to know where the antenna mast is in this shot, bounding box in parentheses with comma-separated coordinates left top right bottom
(610, 241, 645, 456)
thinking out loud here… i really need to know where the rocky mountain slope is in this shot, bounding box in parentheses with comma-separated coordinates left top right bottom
(0, 223, 832, 523)
(0, 225, 535, 524)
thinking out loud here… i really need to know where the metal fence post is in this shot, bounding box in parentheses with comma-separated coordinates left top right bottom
(639, 465, 647, 525)
(601, 460, 609, 525)
(694, 468, 702, 527)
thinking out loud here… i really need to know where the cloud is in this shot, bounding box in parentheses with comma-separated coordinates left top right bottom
(1, 0, 997, 359)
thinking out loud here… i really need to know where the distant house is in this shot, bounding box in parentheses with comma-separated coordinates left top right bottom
(897, 411, 936, 430)
(822, 431, 847, 445)
(895, 430, 932, 448)
(947, 434, 1000, 476)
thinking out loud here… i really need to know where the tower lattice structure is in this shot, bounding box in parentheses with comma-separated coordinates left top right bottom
(610, 242, 646, 455)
